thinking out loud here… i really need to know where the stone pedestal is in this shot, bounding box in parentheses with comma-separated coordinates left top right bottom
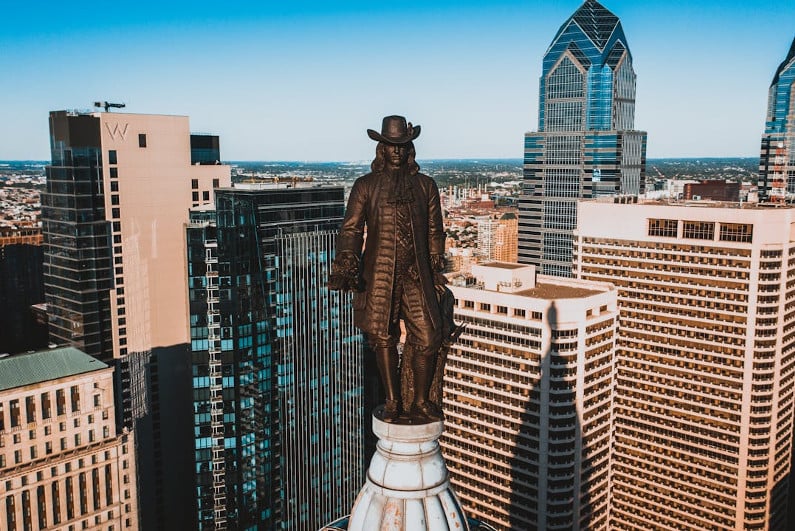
(347, 410, 469, 531)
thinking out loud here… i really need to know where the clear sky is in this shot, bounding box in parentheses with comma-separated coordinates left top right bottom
(1, 1, 793, 161)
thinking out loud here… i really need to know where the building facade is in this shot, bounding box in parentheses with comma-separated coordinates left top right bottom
(186, 184, 364, 530)
(442, 263, 618, 530)
(519, 0, 647, 276)
(477, 213, 519, 263)
(574, 200, 795, 530)
(0, 347, 138, 530)
(758, 37, 795, 202)
(0, 228, 47, 354)
(42, 110, 231, 529)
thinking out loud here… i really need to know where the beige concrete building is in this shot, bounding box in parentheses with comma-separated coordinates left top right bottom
(442, 263, 618, 530)
(45, 110, 231, 363)
(574, 199, 795, 530)
(0, 347, 138, 530)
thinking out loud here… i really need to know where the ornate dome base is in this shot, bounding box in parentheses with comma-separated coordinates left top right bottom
(347, 410, 469, 531)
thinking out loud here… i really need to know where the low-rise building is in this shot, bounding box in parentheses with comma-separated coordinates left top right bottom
(0, 347, 138, 530)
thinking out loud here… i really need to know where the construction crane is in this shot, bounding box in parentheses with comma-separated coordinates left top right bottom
(93, 101, 126, 112)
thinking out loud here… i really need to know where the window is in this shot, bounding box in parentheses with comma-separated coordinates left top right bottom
(202, 190, 210, 201)
(108, 150, 117, 165)
(720, 223, 753, 243)
(192, 191, 199, 202)
(191, 179, 199, 190)
(212, 178, 219, 188)
(648, 218, 678, 237)
(41, 392, 51, 419)
(112, 208, 120, 219)
(25, 397, 35, 423)
(10, 399, 20, 427)
(109, 167, 118, 179)
(70, 386, 80, 412)
(111, 195, 119, 205)
(94, 395, 101, 407)
(0, 402, 3, 430)
(682, 221, 715, 240)
(138, 134, 147, 147)
(110, 181, 119, 192)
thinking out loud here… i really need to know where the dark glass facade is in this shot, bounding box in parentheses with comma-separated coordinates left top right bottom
(43, 112, 114, 360)
(187, 185, 364, 530)
(0, 242, 47, 354)
(519, 0, 647, 277)
(191, 134, 222, 165)
(758, 37, 795, 201)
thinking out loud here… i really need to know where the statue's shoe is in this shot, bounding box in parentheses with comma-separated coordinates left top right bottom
(412, 400, 443, 422)
(382, 399, 400, 423)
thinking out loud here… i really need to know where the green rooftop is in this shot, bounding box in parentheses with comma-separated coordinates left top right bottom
(0, 347, 109, 391)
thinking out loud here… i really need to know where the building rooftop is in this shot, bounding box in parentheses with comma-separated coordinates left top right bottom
(515, 281, 603, 300)
(481, 261, 525, 270)
(0, 347, 108, 391)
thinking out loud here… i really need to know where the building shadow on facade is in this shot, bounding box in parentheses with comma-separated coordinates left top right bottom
(508, 302, 591, 530)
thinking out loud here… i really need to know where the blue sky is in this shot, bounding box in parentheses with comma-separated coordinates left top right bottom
(1, 1, 793, 161)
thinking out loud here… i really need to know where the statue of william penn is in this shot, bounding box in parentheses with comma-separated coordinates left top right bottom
(329, 115, 446, 423)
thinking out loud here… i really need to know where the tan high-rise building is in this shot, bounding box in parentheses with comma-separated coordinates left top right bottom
(43, 109, 231, 529)
(477, 213, 518, 263)
(0, 347, 138, 530)
(442, 263, 618, 530)
(574, 199, 795, 530)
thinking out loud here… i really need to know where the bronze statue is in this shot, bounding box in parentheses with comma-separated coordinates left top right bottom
(329, 115, 449, 423)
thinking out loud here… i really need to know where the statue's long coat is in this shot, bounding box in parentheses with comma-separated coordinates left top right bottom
(336, 171, 445, 339)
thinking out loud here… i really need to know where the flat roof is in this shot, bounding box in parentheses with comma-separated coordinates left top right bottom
(0, 347, 109, 391)
(481, 262, 526, 270)
(514, 282, 603, 300)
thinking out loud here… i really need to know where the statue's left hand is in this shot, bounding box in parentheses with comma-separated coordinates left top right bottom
(430, 254, 446, 273)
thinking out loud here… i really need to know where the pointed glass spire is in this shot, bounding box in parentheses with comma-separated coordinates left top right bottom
(571, 0, 620, 50)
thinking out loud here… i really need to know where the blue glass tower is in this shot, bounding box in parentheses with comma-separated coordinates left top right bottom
(187, 184, 364, 530)
(758, 37, 795, 202)
(519, 0, 647, 276)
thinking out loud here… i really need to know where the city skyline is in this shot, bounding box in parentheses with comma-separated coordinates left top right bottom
(2, 1, 794, 162)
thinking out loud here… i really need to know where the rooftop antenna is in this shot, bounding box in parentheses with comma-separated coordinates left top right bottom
(93, 101, 126, 112)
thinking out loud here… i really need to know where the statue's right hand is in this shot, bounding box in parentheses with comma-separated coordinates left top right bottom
(328, 272, 363, 292)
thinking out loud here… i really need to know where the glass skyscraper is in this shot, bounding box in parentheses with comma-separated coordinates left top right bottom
(758, 37, 795, 202)
(519, 0, 647, 277)
(187, 184, 364, 530)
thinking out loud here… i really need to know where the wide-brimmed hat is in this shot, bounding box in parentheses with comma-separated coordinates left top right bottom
(367, 115, 421, 144)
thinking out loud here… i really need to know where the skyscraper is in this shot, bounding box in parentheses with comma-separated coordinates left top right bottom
(574, 199, 795, 530)
(42, 109, 231, 529)
(441, 263, 618, 530)
(519, 0, 646, 276)
(186, 184, 364, 530)
(758, 37, 795, 202)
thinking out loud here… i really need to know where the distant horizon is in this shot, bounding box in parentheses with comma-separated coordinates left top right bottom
(0, 155, 762, 165)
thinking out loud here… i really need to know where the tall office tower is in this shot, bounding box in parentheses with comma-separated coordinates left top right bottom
(42, 110, 231, 529)
(0, 228, 47, 353)
(758, 37, 795, 202)
(0, 347, 138, 530)
(442, 263, 618, 530)
(186, 184, 364, 530)
(574, 199, 795, 530)
(519, 0, 647, 277)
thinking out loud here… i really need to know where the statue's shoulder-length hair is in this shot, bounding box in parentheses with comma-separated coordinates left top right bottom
(371, 141, 420, 175)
